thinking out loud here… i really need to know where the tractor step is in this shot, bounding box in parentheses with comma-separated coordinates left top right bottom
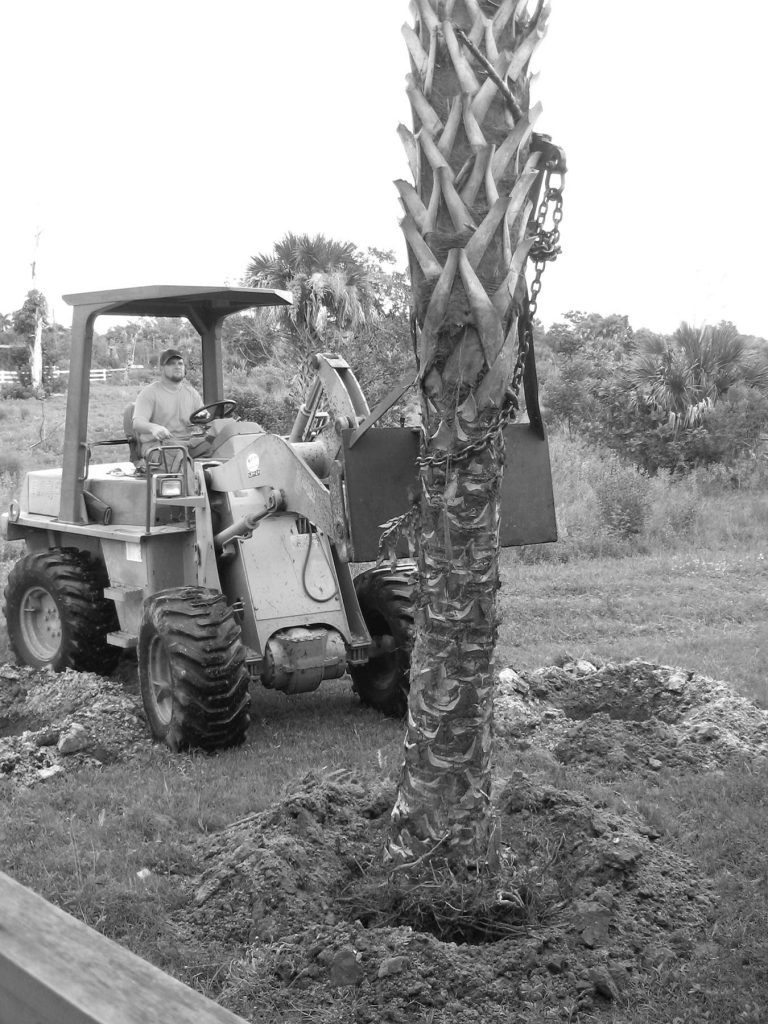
(107, 630, 138, 649)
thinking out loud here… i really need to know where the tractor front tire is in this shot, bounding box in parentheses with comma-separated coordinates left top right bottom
(350, 564, 417, 718)
(4, 548, 119, 674)
(138, 587, 250, 752)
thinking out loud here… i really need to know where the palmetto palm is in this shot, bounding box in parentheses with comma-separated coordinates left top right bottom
(388, 0, 554, 871)
(244, 233, 373, 340)
(624, 322, 766, 430)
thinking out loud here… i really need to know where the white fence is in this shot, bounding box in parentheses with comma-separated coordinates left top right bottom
(0, 368, 129, 385)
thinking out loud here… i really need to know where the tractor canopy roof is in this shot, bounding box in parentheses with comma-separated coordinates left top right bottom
(62, 285, 292, 320)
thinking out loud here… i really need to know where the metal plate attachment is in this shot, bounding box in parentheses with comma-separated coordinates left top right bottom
(342, 424, 557, 562)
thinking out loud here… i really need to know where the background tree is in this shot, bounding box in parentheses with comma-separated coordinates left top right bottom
(332, 248, 415, 409)
(244, 233, 374, 345)
(242, 237, 413, 416)
(623, 321, 768, 431)
(12, 290, 48, 391)
(388, 0, 557, 872)
(541, 316, 768, 475)
(540, 311, 634, 434)
(12, 290, 48, 343)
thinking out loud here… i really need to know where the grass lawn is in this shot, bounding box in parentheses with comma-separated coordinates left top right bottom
(500, 548, 768, 708)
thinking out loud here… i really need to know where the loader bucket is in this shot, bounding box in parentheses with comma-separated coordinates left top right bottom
(341, 424, 557, 562)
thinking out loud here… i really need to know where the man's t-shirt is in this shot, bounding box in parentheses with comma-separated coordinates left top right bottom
(133, 379, 204, 454)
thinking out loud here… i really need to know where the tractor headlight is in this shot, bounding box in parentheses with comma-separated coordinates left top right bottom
(8, 500, 20, 523)
(158, 477, 183, 498)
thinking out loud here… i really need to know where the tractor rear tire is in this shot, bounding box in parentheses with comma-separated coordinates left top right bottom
(138, 587, 250, 752)
(350, 564, 417, 718)
(4, 548, 120, 674)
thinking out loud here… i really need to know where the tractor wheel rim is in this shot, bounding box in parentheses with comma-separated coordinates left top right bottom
(19, 586, 62, 662)
(147, 634, 174, 726)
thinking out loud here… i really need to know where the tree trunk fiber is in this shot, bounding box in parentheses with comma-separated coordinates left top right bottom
(388, 0, 551, 871)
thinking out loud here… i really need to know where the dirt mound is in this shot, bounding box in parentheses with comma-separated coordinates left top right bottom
(0, 663, 148, 785)
(495, 659, 768, 777)
(4, 657, 764, 789)
(1, 659, 764, 1020)
(170, 769, 717, 1023)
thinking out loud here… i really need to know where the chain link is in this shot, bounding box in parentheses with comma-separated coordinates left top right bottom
(418, 167, 565, 470)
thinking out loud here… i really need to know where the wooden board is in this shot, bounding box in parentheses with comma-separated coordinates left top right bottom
(0, 870, 248, 1024)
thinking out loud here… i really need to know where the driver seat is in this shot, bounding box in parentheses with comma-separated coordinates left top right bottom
(122, 402, 143, 467)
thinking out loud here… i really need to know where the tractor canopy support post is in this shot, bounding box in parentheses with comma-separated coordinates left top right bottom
(186, 307, 225, 404)
(59, 304, 99, 524)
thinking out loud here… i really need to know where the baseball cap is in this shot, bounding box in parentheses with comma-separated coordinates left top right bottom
(159, 348, 184, 366)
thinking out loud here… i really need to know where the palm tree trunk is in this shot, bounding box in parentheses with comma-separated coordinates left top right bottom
(388, 0, 552, 871)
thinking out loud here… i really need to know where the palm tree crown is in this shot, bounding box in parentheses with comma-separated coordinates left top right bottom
(244, 233, 374, 338)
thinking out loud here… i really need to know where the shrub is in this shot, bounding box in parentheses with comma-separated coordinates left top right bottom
(227, 385, 295, 434)
(593, 464, 652, 539)
(0, 454, 23, 478)
(667, 496, 700, 537)
(42, 372, 67, 395)
(0, 382, 35, 400)
(690, 453, 768, 494)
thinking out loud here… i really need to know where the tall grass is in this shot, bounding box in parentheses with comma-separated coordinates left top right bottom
(513, 430, 768, 562)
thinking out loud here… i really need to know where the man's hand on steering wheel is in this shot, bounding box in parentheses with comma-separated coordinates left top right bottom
(189, 399, 237, 425)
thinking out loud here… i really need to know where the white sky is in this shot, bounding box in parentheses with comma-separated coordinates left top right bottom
(2, 1, 767, 338)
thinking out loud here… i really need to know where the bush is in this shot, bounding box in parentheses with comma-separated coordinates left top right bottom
(0, 382, 35, 400)
(690, 454, 768, 494)
(666, 496, 700, 537)
(0, 453, 23, 478)
(42, 370, 67, 395)
(593, 464, 652, 539)
(227, 385, 295, 434)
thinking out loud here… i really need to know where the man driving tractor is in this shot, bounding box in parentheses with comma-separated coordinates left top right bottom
(132, 348, 212, 461)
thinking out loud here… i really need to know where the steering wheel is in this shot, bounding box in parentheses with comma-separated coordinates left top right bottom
(189, 400, 237, 425)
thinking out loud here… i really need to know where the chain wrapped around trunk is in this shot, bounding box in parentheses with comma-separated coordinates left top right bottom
(377, 165, 565, 566)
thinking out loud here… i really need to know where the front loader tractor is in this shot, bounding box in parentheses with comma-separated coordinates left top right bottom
(1, 286, 556, 751)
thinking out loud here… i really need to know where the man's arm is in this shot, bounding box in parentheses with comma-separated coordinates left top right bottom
(189, 386, 205, 415)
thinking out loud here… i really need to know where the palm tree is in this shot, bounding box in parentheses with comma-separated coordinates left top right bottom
(244, 233, 374, 341)
(388, 0, 558, 871)
(624, 322, 768, 431)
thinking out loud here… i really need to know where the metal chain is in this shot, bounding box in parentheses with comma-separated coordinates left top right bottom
(509, 170, 565, 401)
(418, 167, 565, 470)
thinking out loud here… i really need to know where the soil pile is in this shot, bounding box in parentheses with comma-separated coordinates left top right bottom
(175, 769, 718, 1023)
(0, 663, 147, 784)
(496, 658, 768, 778)
(1, 658, 766, 1021)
